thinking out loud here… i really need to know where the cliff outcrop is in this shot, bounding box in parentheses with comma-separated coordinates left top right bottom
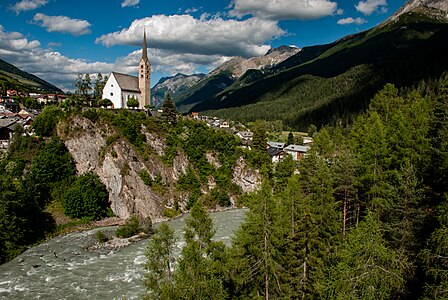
(57, 114, 260, 221)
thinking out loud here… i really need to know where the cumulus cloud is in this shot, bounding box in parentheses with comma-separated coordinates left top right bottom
(355, 0, 388, 16)
(121, 0, 140, 8)
(0, 25, 114, 90)
(337, 17, 367, 25)
(229, 0, 338, 20)
(9, 0, 47, 15)
(32, 13, 92, 36)
(120, 48, 231, 76)
(0, 25, 229, 91)
(95, 14, 282, 58)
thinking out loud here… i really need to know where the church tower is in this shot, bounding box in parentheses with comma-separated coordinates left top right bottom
(138, 28, 151, 108)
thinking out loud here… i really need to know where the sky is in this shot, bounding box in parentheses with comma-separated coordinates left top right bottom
(0, 0, 408, 92)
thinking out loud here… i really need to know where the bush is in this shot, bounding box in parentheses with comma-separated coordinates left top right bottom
(33, 106, 64, 137)
(63, 172, 109, 220)
(116, 215, 141, 238)
(96, 230, 109, 243)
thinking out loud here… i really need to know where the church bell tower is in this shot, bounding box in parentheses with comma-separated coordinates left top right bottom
(138, 28, 151, 108)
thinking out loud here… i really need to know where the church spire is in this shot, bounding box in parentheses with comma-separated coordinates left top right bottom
(139, 27, 151, 108)
(142, 27, 148, 61)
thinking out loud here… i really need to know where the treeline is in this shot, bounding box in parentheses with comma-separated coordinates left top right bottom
(0, 107, 111, 264)
(143, 78, 448, 299)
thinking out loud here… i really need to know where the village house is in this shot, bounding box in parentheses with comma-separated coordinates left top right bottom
(284, 144, 311, 161)
(237, 131, 253, 147)
(102, 30, 151, 109)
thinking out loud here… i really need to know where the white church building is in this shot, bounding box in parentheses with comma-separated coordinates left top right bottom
(102, 30, 151, 109)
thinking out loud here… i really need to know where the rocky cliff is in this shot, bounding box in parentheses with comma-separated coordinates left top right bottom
(57, 114, 261, 221)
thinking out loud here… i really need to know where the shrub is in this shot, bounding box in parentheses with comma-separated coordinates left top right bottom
(116, 215, 141, 238)
(63, 172, 109, 220)
(96, 230, 109, 243)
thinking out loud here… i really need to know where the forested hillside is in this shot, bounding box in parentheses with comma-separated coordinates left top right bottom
(0, 58, 62, 93)
(189, 7, 448, 131)
(143, 76, 448, 299)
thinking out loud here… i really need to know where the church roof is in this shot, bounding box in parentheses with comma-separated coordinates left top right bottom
(112, 72, 140, 93)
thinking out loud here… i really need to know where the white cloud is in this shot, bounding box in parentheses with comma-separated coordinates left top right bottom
(121, 0, 140, 8)
(95, 14, 282, 58)
(355, 0, 388, 16)
(0, 25, 229, 91)
(117, 48, 231, 76)
(10, 0, 47, 15)
(32, 13, 92, 36)
(229, 0, 338, 20)
(185, 7, 200, 14)
(337, 17, 367, 25)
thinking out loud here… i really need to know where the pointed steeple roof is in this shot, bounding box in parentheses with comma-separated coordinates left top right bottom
(142, 28, 148, 61)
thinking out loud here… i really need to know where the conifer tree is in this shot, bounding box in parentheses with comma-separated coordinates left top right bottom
(144, 223, 177, 300)
(421, 196, 448, 299)
(175, 202, 227, 299)
(325, 213, 412, 300)
(161, 93, 178, 125)
(228, 180, 281, 299)
(291, 150, 341, 298)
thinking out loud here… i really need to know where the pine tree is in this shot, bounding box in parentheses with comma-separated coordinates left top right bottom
(161, 93, 178, 125)
(175, 202, 227, 299)
(228, 180, 282, 299)
(287, 132, 294, 146)
(290, 150, 341, 298)
(421, 196, 448, 299)
(144, 223, 177, 300)
(325, 213, 412, 300)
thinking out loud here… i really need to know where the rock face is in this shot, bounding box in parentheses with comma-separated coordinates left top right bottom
(59, 116, 188, 222)
(232, 157, 261, 194)
(151, 73, 205, 107)
(207, 46, 301, 79)
(58, 115, 261, 221)
(386, 0, 448, 24)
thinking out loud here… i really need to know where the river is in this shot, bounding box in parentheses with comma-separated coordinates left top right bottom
(0, 209, 247, 300)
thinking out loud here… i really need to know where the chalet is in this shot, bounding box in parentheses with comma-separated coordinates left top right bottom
(284, 144, 311, 161)
(0, 119, 17, 149)
(102, 30, 151, 109)
(237, 131, 253, 146)
(0, 100, 20, 113)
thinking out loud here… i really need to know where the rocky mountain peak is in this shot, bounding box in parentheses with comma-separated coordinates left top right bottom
(386, 0, 448, 23)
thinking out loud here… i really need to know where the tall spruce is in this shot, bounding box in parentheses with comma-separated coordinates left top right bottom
(161, 93, 178, 125)
(175, 202, 227, 299)
(324, 213, 412, 299)
(144, 223, 177, 300)
(228, 179, 281, 299)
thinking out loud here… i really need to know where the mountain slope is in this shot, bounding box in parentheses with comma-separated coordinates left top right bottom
(189, 2, 448, 130)
(175, 46, 300, 112)
(0, 58, 62, 93)
(150, 73, 205, 107)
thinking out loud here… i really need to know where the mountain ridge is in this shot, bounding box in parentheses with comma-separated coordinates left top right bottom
(0, 58, 62, 94)
(180, 1, 448, 130)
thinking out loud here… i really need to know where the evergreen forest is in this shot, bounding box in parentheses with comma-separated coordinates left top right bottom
(143, 75, 448, 299)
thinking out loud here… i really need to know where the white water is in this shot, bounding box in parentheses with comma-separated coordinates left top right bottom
(0, 209, 247, 300)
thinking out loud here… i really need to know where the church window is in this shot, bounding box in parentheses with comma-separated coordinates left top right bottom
(141, 75, 143, 78)
(110, 92, 113, 96)
(147, 75, 149, 79)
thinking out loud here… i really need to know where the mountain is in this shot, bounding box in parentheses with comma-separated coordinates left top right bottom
(175, 46, 300, 112)
(185, 0, 448, 130)
(150, 73, 205, 107)
(0, 58, 62, 94)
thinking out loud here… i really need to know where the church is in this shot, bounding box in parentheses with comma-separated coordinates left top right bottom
(102, 30, 151, 109)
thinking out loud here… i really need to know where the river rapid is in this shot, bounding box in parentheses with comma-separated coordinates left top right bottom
(0, 209, 247, 300)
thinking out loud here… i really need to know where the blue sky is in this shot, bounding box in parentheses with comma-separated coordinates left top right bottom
(0, 0, 407, 91)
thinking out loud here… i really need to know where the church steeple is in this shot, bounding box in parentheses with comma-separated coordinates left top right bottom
(142, 28, 148, 62)
(138, 28, 151, 108)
